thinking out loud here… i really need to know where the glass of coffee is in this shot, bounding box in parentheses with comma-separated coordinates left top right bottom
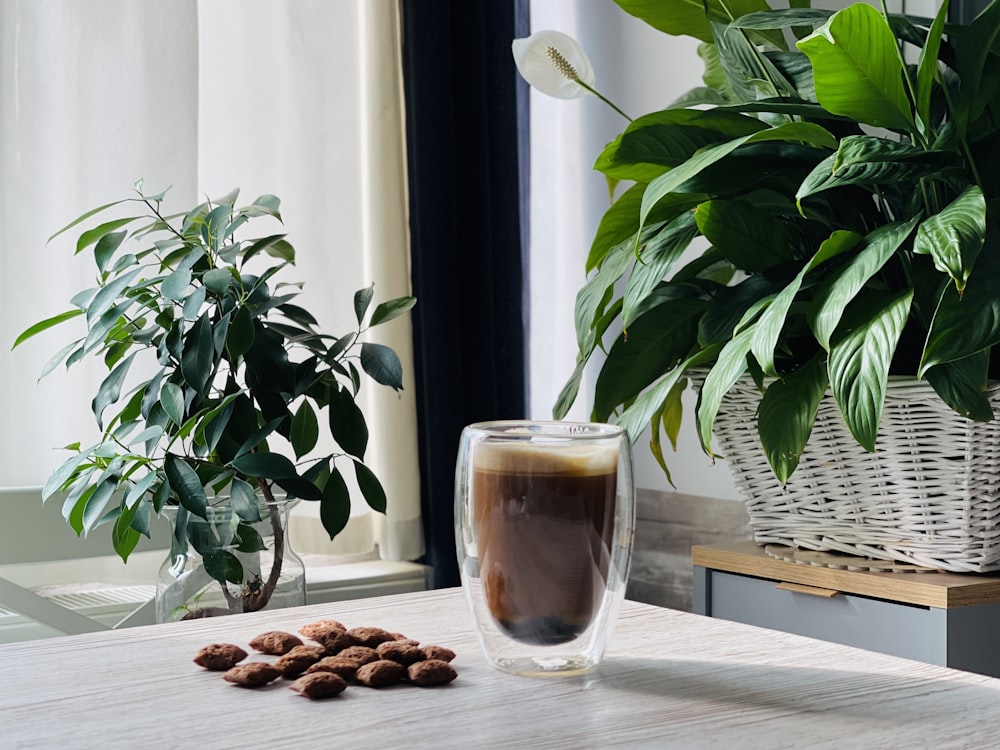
(455, 421, 635, 676)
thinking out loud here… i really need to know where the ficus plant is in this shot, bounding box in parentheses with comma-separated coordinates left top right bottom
(14, 183, 415, 615)
(518, 0, 1000, 484)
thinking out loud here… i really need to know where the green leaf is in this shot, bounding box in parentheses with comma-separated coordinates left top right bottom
(229, 478, 262, 522)
(241, 233, 288, 263)
(696, 327, 756, 456)
(354, 285, 375, 324)
(124, 472, 158, 509)
(921, 236, 1000, 374)
(234, 524, 268, 553)
(828, 289, 913, 451)
(594, 299, 705, 421)
(912, 186, 986, 294)
(93, 230, 129, 275)
(695, 199, 795, 272)
(203, 550, 244, 585)
(369, 296, 416, 326)
(112, 504, 142, 562)
(796, 3, 913, 131)
(622, 211, 698, 327)
(203, 268, 233, 295)
(226, 305, 255, 358)
(640, 122, 837, 231)
(12, 310, 84, 349)
(618, 346, 721, 443)
(758, 355, 829, 484)
(595, 109, 766, 183)
(231, 452, 298, 479)
(809, 216, 920, 351)
(751, 230, 861, 376)
(92, 353, 137, 428)
(74, 217, 142, 255)
(290, 400, 319, 459)
(48, 198, 131, 242)
(86, 267, 142, 324)
(796, 136, 958, 203)
(614, 0, 771, 43)
(577, 244, 633, 351)
(181, 313, 215, 395)
(329, 386, 369, 459)
(587, 184, 645, 272)
(164, 454, 208, 519)
(915, 0, 949, 137)
(954, 0, 1000, 136)
(924, 352, 993, 422)
(161, 267, 192, 302)
(320, 468, 351, 538)
(82, 477, 119, 535)
(160, 381, 185, 426)
(360, 342, 403, 390)
(354, 460, 387, 513)
(274, 475, 323, 501)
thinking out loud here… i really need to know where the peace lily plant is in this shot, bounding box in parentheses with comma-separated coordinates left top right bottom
(515, 0, 1000, 485)
(14, 184, 414, 617)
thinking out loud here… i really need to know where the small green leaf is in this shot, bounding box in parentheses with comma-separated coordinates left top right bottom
(181, 313, 215, 395)
(75, 217, 142, 255)
(320, 468, 351, 538)
(758, 355, 829, 484)
(354, 285, 375, 324)
(160, 381, 185, 426)
(354, 460, 387, 513)
(360, 342, 403, 390)
(161, 267, 192, 301)
(329, 386, 369, 459)
(12, 310, 85, 349)
(226, 305, 255, 358)
(164, 454, 208, 519)
(696, 327, 756, 456)
(93, 230, 128, 275)
(113, 505, 142, 562)
(203, 268, 233, 295)
(925, 352, 993, 422)
(369, 296, 417, 326)
(291, 401, 319, 459)
(229, 478, 262, 522)
(234, 524, 268, 553)
(913, 186, 986, 294)
(92, 353, 137, 428)
(230, 452, 298, 479)
(203, 550, 244, 585)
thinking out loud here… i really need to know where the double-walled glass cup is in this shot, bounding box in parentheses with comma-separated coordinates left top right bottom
(455, 421, 635, 676)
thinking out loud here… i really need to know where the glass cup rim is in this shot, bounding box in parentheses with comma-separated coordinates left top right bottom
(464, 420, 624, 440)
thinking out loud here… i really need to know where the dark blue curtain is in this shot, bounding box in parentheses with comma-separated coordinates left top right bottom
(401, 1, 530, 587)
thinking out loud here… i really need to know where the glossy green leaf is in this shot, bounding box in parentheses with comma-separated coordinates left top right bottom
(82, 477, 119, 535)
(924, 352, 993, 422)
(229, 477, 262, 522)
(161, 267, 192, 302)
(595, 299, 705, 421)
(202, 268, 233, 295)
(231, 452, 298, 479)
(274, 475, 323, 501)
(797, 3, 912, 131)
(622, 211, 698, 327)
(577, 244, 633, 351)
(113, 504, 142, 562)
(912, 186, 986, 294)
(751, 230, 861, 376)
(226, 305, 255, 358)
(124, 472, 158, 509)
(809, 216, 920, 351)
(12, 310, 84, 349)
(915, 0, 949, 137)
(587, 184, 646, 272)
(290, 400, 319, 459)
(595, 109, 766, 183)
(203, 550, 244, 585)
(921, 237, 1000, 374)
(129, 501, 151, 538)
(695, 199, 795, 272)
(354, 284, 374, 324)
(164, 454, 208, 519)
(618, 346, 721, 444)
(758, 355, 829, 484)
(732, 8, 832, 29)
(641, 122, 837, 231)
(160, 381, 185, 426)
(75, 217, 142, 256)
(241, 233, 288, 263)
(614, 0, 771, 43)
(354, 460, 387, 513)
(369, 296, 417, 327)
(48, 198, 130, 242)
(797, 136, 958, 203)
(954, 0, 1000, 134)
(234, 524, 268, 553)
(93, 230, 128, 275)
(329, 386, 369, 459)
(360, 342, 403, 390)
(320, 468, 351, 539)
(181, 313, 214, 395)
(86, 267, 142, 324)
(828, 289, 913, 451)
(92, 353, 136, 428)
(696, 327, 755, 455)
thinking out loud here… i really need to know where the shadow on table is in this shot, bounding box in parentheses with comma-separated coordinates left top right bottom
(587, 656, 999, 722)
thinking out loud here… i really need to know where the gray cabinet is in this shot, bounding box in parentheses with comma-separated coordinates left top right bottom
(693, 543, 1000, 678)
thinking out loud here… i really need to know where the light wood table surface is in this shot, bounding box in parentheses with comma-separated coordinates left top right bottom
(2, 587, 999, 749)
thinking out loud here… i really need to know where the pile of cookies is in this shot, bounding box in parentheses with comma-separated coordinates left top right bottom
(194, 618, 458, 700)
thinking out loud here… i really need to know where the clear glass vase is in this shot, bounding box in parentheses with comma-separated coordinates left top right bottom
(155, 497, 306, 623)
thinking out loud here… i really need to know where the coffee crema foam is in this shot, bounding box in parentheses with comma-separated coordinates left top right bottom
(472, 441, 618, 476)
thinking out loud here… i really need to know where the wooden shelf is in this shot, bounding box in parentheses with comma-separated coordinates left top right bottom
(692, 542, 1000, 609)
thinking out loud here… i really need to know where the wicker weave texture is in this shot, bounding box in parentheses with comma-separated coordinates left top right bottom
(711, 377, 1000, 572)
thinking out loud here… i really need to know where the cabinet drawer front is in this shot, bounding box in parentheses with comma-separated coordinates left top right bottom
(710, 571, 946, 665)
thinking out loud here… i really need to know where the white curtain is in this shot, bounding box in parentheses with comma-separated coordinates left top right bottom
(0, 0, 423, 561)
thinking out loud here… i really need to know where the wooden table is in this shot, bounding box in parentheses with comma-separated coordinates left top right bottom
(2, 588, 999, 748)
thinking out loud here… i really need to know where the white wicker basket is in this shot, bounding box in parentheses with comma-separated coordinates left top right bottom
(708, 376, 1000, 573)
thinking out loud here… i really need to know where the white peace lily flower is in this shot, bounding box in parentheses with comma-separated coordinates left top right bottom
(511, 30, 596, 100)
